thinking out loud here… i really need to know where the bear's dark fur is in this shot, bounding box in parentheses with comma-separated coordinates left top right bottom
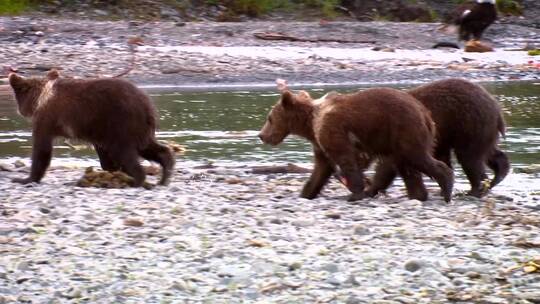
(367, 78, 509, 198)
(9, 70, 174, 186)
(259, 88, 454, 202)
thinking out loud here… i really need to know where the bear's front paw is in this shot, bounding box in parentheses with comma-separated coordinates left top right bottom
(12, 177, 36, 184)
(300, 192, 317, 200)
(347, 192, 366, 202)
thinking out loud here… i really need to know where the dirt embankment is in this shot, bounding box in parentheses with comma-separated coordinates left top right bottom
(1, 16, 538, 89)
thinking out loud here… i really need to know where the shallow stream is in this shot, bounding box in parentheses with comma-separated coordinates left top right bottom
(0, 82, 538, 199)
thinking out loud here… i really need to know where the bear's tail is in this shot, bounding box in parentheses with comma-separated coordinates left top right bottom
(140, 140, 175, 186)
(487, 148, 510, 188)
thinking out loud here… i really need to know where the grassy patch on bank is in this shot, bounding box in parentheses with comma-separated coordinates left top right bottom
(223, 0, 340, 18)
(497, 0, 523, 15)
(0, 0, 32, 15)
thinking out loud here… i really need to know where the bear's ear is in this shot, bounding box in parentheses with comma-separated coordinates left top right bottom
(297, 90, 312, 101)
(8, 73, 25, 88)
(280, 90, 296, 109)
(46, 69, 60, 80)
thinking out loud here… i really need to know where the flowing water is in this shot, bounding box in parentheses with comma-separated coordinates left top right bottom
(0, 82, 538, 197)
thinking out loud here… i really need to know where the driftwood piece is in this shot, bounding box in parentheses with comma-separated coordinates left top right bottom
(251, 163, 311, 174)
(253, 32, 375, 44)
(464, 40, 494, 53)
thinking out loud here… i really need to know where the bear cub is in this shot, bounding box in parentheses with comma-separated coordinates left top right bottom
(259, 87, 454, 202)
(9, 70, 175, 186)
(368, 78, 509, 198)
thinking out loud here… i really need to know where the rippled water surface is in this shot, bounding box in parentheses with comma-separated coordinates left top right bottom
(0, 82, 538, 194)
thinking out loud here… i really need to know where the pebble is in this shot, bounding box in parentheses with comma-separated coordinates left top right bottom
(321, 263, 339, 273)
(123, 218, 144, 227)
(465, 271, 481, 279)
(346, 295, 365, 304)
(353, 224, 371, 235)
(404, 259, 423, 272)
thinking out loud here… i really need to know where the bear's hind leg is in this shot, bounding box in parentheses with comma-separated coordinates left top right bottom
(409, 155, 454, 202)
(456, 150, 489, 197)
(140, 140, 175, 185)
(397, 166, 428, 201)
(94, 145, 121, 172)
(486, 148, 510, 188)
(112, 146, 146, 187)
(331, 153, 367, 202)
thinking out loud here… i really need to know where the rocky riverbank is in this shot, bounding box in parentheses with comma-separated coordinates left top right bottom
(1, 160, 540, 303)
(0, 17, 538, 89)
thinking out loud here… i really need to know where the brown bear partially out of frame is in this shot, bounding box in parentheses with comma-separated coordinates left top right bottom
(259, 88, 454, 202)
(9, 70, 175, 186)
(367, 78, 509, 198)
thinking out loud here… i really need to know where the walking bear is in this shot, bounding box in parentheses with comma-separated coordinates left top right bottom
(9, 70, 175, 186)
(259, 87, 454, 202)
(367, 78, 509, 198)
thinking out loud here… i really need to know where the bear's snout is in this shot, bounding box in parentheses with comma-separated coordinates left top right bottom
(258, 132, 276, 145)
(258, 133, 269, 144)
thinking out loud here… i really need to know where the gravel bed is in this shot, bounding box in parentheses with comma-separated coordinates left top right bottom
(1, 161, 540, 303)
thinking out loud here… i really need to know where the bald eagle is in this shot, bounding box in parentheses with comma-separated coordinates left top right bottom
(454, 0, 497, 41)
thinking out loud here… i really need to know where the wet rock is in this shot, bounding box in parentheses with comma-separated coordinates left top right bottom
(465, 271, 481, 279)
(325, 211, 341, 219)
(346, 296, 365, 304)
(345, 274, 361, 286)
(16, 277, 31, 284)
(321, 263, 339, 273)
(93, 9, 108, 16)
(326, 275, 342, 286)
(63, 287, 83, 299)
(123, 218, 144, 227)
(353, 224, 371, 235)
(404, 259, 423, 272)
(13, 160, 26, 168)
(288, 262, 302, 271)
(17, 261, 30, 271)
(39, 206, 51, 214)
(291, 218, 315, 227)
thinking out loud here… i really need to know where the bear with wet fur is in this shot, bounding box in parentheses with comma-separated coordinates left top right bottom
(367, 78, 509, 198)
(9, 70, 175, 186)
(259, 88, 454, 202)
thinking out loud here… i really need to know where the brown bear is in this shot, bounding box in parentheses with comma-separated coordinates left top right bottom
(367, 78, 509, 198)
(9, 70, 175, 186)
(258, 87, 454, 202)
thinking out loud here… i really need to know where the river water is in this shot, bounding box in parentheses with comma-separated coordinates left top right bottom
(0, 82, 538, 198)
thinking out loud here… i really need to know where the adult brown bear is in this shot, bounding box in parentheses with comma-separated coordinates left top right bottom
(367, 78, 509, 198)
(259, 87, 454, 202)
(9, 70, 174, 186)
